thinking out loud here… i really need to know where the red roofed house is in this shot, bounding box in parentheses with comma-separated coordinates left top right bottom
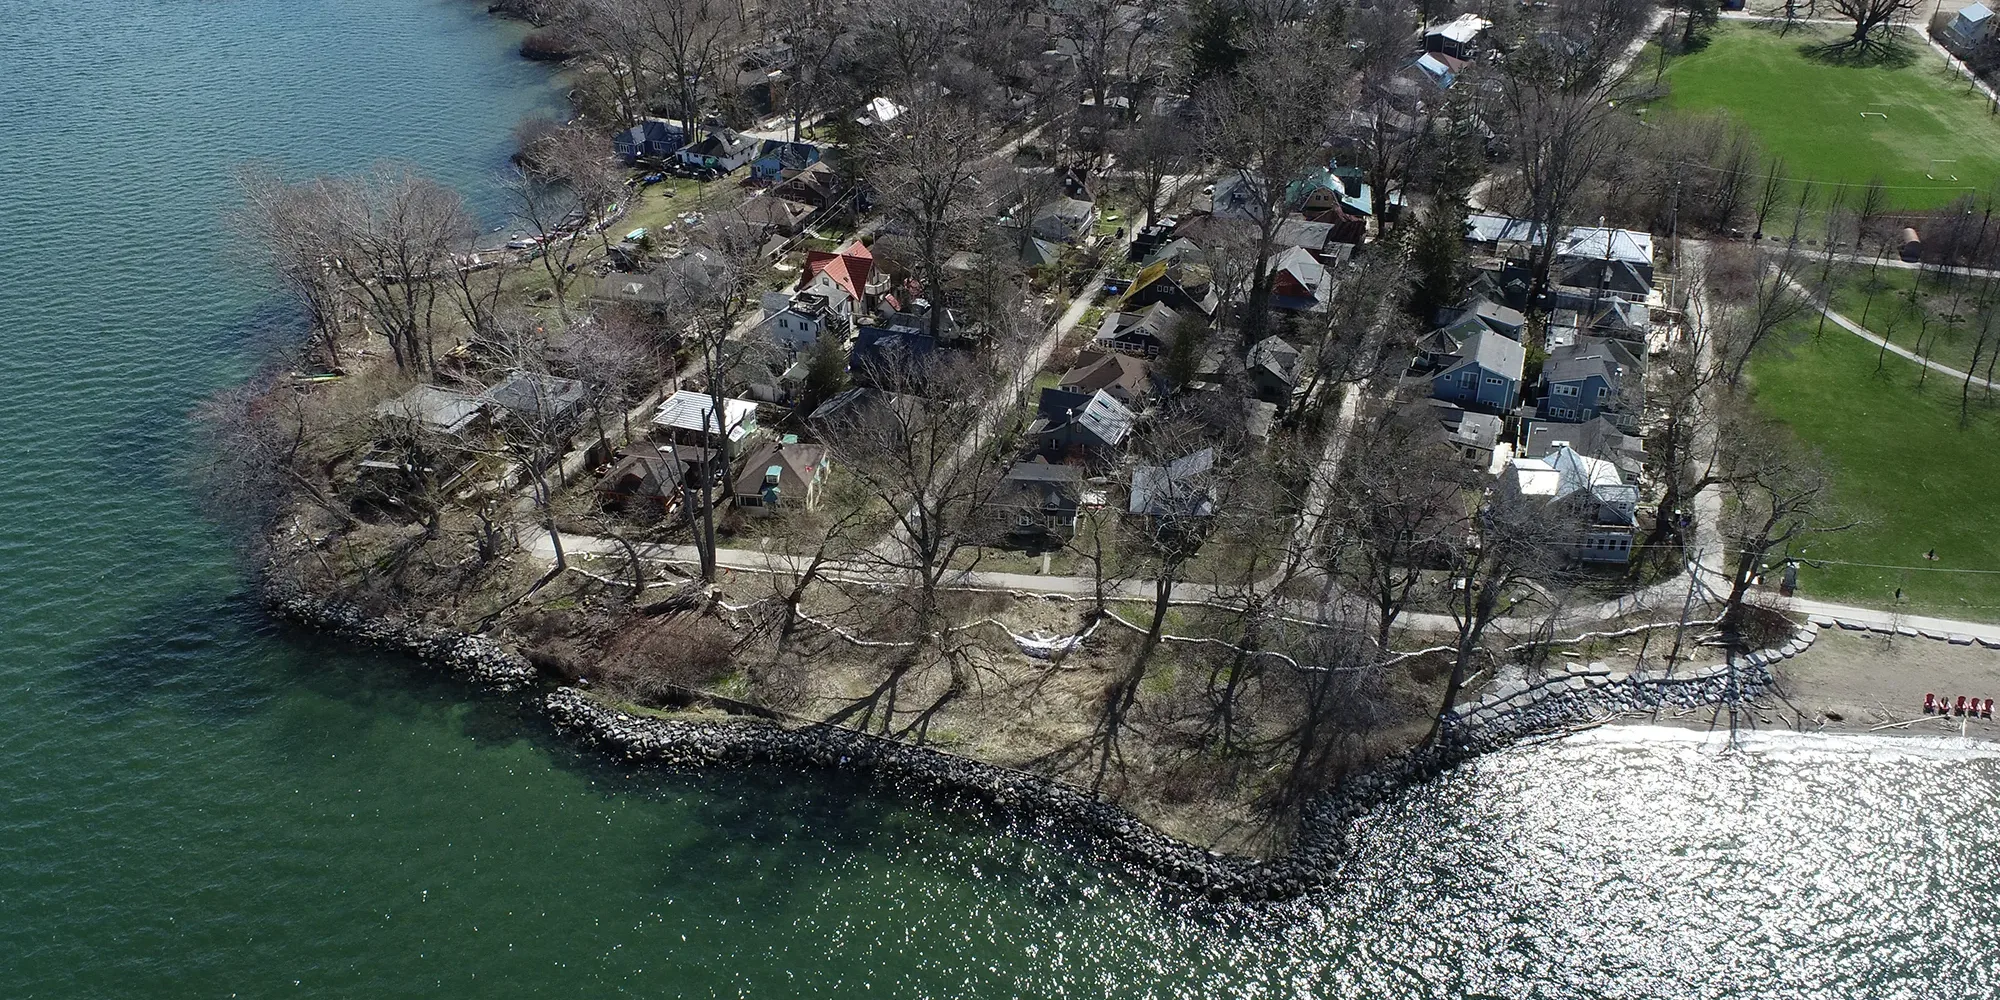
(760, 240, 879, 352)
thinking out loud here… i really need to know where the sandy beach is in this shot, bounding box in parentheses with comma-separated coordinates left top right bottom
(1605, 629, 2000, 741)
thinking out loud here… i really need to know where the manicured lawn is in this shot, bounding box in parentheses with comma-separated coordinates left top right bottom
(1748, 329, 2000, 619)
(1817, 261, 1994, 372)
(1662, 24, 2000, 209)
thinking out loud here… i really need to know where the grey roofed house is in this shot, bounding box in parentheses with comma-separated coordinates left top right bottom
(992, 458, 1085, 539)
(807, 386, 924, 441)
(1557, 226, 1653, 266)
(1427, 399, 1505, 462)
(1438, 296, 1526, 340)
(1031, 387, 1137, 458)
(1524, 415, 1644, 482)
(1585, 297, 1651, 339)
(652, 389, 759, 443)
(1246, 335, 1304, 405)
(1129, 447, 1215, 518)
(595, 442, 723, 504)
(1464, 213, 1548, 248)
(1059, 349, 1151, 403)
(736, 195, 816, 234)
(1094, 301, 1186, 358)
(1455, 328, 1526, 380)
(1032, 196, 1098, 244)
(480, 371, 590, 427)
(375, 384, 487, 436)
(1274, 218, 1337, 254)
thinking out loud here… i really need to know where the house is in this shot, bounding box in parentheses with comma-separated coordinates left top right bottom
(760, 239, 876, 349)
(773, 161, 844, 207)
(848, 323, 939, 388)
(759, 290, 843, 352)
(1268, 246, 1330, 312)
(798, 239, 875, 308)
(612, 118, 688, 163)
(737, 195, 816, 235)
(1424, 14, 1492, 59)
(1464, 213, 1549, 254)
(1523, 416, 1644, 484)
(1059, 350, 1151, 405)
(480, 371, 590, 431)
(858, 95, 907, 126)
(1130, 448, 1216, 521)
(651, 389, 760, 447)
(1427, 400, 1509, 471)
(595, 442, 724, 512)
(1030, 387, 1136, 465)
(749, 139, 821, 182)
(677, 129, 758, 173)
(1429, 329, 1525, 414)
(374, 384, 488, 437)
(1537, 342, 1629, 424)
(1545, 325, 1646, 374)
(1122, 255, 1220, 317)
(732, 437, 829, 513)
(1499, 443, 1641, 564)
(1949, 2, 1995, 45)
(1094, 301, 1188, 358)
(807, 386, 924, 444)
(990, 459, 1084, 541)
(1032, 197, 1099, 244)
(1246, 336, 1303, 408)
(1553, 226, 1655, 303)
(1436, 296, 1527, 342)
(1413, 51, 1467, 90)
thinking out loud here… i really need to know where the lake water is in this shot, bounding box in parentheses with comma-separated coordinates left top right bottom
(4, 2, 1998, 997)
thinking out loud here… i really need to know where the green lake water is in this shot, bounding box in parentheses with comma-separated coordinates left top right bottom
(5, 3, 2000, 996)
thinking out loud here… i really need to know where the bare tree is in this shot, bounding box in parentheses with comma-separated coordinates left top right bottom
(862, 97, 994, 338)
(1332, 404, 1475, 658)
(1716, 428, 1851, 636)
(1196, 32, 1351, 339)
(1822, 0, 1920, 57)
(1710, 239, 1815, 384)
(1500, 68, 1621, 305)
(1430, 488, 1573, 745)
(638, 0, 740, 143)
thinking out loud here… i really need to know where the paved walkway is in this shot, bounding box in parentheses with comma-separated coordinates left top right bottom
(1784, 273, 2000, 390)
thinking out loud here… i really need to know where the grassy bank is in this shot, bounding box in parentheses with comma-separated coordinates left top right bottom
(1748, 327, 2000, 619)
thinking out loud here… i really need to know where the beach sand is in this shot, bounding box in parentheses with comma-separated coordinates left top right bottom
(1628, 630, 2000, 740)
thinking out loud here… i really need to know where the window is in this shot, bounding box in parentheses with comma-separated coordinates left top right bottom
(1459, 370, 1475, 386)
(1552, 383, 1578, 397)
(1484, 376, 1503, 385)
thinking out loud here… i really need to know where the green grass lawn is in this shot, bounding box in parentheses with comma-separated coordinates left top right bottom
(1816, 261, 1995, 372)
(1662, 23, 2000, 209)
(1748, 328, 2000, 619)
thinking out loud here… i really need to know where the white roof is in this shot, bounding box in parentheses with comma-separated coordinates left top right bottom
(1962, 2, 1992, 22)
(1537, 443, 1624, 497)
(375, 384, 485, 435)
(1426, 14, 1491, 43)
(864, 96, 906, 123)
(1506, 457, 1565, 498)
(652, 390, 758, 441)
(1558, 227, 1653, 266)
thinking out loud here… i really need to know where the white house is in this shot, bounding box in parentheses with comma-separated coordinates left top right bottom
(1498, 443, 1640, 564)
(652, 390, 760, 446)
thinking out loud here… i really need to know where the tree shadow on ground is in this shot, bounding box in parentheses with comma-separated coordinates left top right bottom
(1800, 38, 1921, 70)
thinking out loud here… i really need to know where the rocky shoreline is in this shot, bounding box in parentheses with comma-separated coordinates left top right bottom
(263, 584, 1819, 902)
(262, 588, 538, 690)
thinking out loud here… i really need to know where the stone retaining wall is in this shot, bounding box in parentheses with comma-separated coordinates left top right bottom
(1443, 622, 1821, 750)
(263, 588, 538, 690)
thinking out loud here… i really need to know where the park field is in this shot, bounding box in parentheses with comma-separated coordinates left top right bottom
(1748, 328, 2000, 620)
(1662, 23, 2000, 210)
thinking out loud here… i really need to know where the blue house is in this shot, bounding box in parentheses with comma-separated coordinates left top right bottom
(750, 139, 822, 182)
(612, 119, 689, 163)
(1537, 342, 1630, 424)
(1429, 329, 1524, 414)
